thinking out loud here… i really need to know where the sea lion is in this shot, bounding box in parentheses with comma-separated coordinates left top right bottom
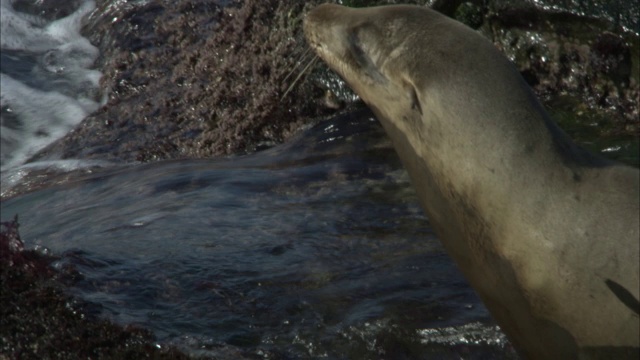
(304, 4, 639, 359)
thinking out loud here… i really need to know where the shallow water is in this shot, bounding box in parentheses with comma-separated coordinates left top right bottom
(1, 113, 517, 358)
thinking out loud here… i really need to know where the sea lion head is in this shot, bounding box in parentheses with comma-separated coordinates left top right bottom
(303, 4, 500, 127)
(304, 5, 423, 117)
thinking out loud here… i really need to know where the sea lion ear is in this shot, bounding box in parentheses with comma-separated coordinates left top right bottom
(402, 79, 422, 115)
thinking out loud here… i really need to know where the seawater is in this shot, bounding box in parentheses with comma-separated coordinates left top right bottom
(1, 114, 513, 358)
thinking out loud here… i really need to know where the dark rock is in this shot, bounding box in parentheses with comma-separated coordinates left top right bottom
(485, 3, 639, 136)
(30, 0, 331, 164)
(0, 217, 193, 359)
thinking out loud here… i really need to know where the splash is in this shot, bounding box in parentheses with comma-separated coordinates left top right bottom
(0, 0, 103, 171)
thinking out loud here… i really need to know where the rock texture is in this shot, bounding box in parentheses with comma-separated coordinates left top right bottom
(32, 0, 330, 163)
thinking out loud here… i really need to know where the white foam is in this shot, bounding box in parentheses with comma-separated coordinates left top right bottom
(0, 0, 96, 52)
(0, 0, 103, 172)
(0, 74, 100, 170)
(418, 322, 509, 346)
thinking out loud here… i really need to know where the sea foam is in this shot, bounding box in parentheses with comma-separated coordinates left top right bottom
(1, 0, 103, 171)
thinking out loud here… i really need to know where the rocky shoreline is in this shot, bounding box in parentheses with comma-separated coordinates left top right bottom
(1, 218, 195, 359)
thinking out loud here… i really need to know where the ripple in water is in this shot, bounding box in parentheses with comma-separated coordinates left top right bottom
(1, 115, 518, 358)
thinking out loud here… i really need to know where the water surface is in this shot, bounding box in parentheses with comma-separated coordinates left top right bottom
(2, 114, 515, 358)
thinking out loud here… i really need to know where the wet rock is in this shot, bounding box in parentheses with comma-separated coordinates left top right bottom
(0, 217, 193, 359)
(482, 1, 639, 136)
(30, 0, 331, 165)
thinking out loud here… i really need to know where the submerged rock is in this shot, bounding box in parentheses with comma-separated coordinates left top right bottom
(0, 217, 192, 358)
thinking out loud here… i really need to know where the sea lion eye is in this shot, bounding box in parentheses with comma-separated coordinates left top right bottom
(347, 31, 370, 69)
(347, 28, 386, 83)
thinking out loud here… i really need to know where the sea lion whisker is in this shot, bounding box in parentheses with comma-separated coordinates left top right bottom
(281, 47, 313, 84)
(280, 55, 318, 101)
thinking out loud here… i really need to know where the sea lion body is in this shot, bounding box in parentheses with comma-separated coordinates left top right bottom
(304, 4, 639, 358)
